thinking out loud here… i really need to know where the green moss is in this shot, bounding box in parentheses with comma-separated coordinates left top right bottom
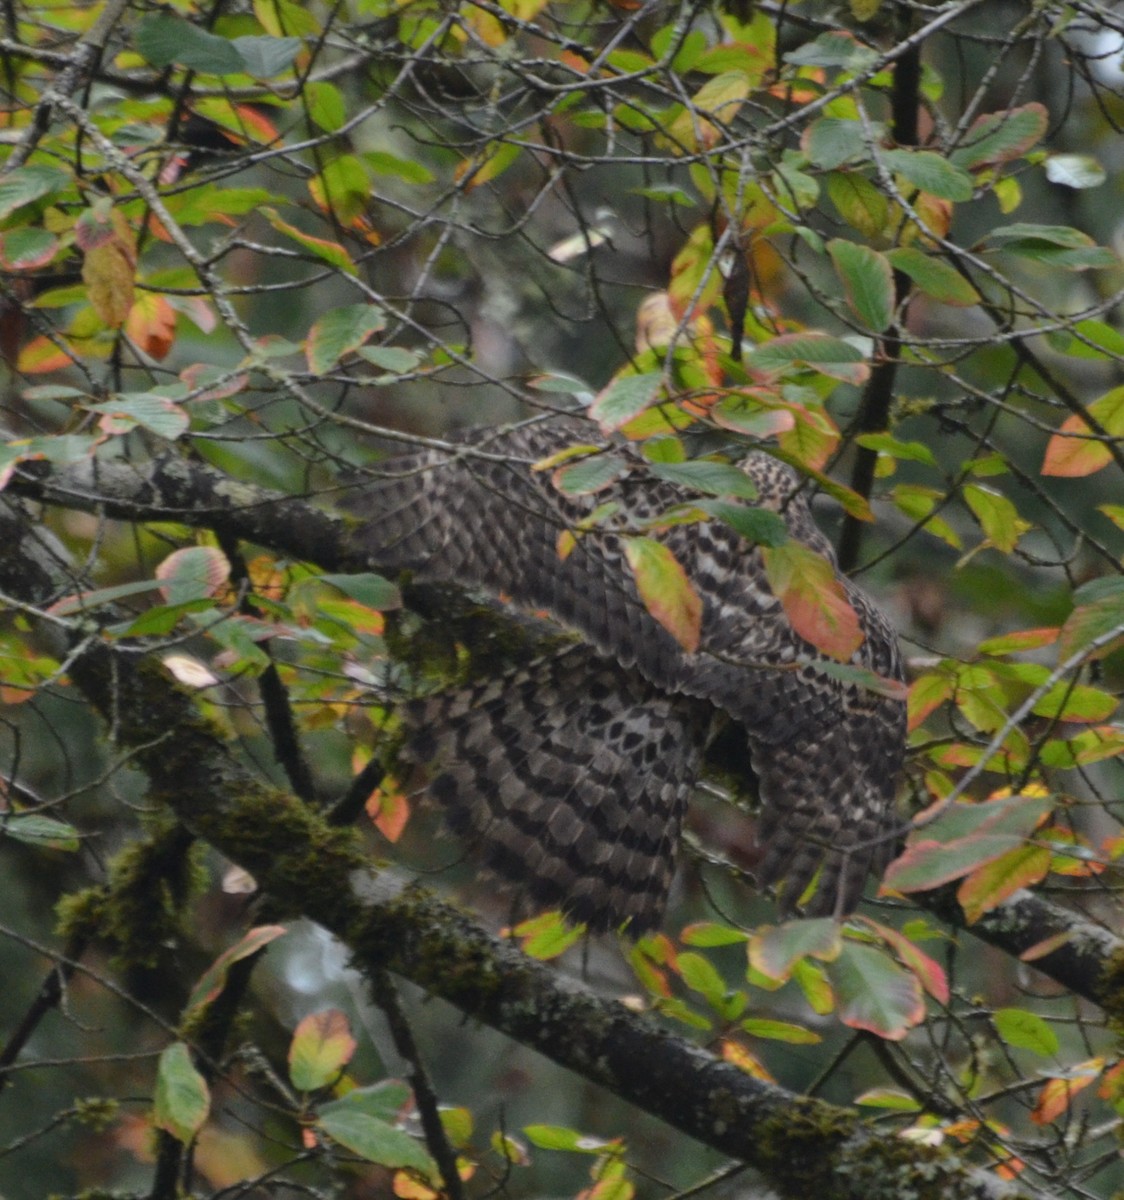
(753, 1102, 858, 1192)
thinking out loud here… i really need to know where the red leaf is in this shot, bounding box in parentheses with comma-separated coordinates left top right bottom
(761, 541, 863, 662)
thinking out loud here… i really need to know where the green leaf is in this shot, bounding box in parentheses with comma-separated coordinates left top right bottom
(311, 154, 371, 224)
(0, 813, 80, 852)
(231, 35, 301, 78)
(136, 15, 245, 73)
(85, 394, 190, 441)
(319, 1081, 413, 1124)
(364, 150, 435, 185)
(963, 483, 1027, 553)
(289, 1009, 357, 1091)
(357, 346, 423, 374)
(156, 546, 231, 605)
(306, 81, 347, 132)
(306, 304, 387, 374)
(623, 536, 702, 653)
(677, 952, 728, 1004)
(950, 103, 1048, 169)
(830, 941, 924, 1040)
(552, 452, 628, 496)
(958, 843, 1051, 923)
(855, 1088, 922, 1110)
(316, 572, 402, 611)
(1048, 319, 1124, 361)
(994, 1008, 1060, 1057)
(855, 431, 937, 466)
(697, 500, 788, 547)
(826, 172, 888, 240)
(885, 247, 980, 307)
(827, 239, 895, 332)
(513, 909, 585, 958)
(1059, 576, 1124, 661)
(317, 1109, 435, 1173)
(982, 223, 1116, 270)
(0, 227, 58, 270)
(748, 918, 842, 984)
(591, 371, 664, 432)
(647, 460, 759, 500)
(261, 207, 356, 275)
(785, 30, 879, 70)
(881, 149, 973, 201)
(883, 793, 1054, 894)
(802, 118, 872, 170)
(0, 165, 71, 220)
(523, 1125, 616, 1153)
(747, 332, 869, 386)
(740, 1017, 821, 1044)
(154, 1043, 210, 1144)
(680, 921, 748, 947)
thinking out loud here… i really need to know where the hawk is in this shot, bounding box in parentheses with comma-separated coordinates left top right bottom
(353, 414, 906, 932)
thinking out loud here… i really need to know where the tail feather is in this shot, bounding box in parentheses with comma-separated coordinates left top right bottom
(402, 647, 716, 932)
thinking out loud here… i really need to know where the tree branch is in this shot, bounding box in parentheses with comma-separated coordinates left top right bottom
(0, 494, 1044, 1200)
(9, 454, 1124, 1024)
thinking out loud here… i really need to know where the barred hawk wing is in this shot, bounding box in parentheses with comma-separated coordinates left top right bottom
(351, 415, 906, 931)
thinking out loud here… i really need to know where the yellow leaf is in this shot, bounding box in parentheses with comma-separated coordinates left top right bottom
(623, 536, 702, 653)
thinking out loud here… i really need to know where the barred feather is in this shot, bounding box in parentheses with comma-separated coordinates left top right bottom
(352, 415, 906, 931)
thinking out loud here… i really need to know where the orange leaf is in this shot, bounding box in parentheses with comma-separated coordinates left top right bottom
(720, 1039, 775, 1081)
(125, 292, 177, 359)
(1030, 1060, 1102, 1125)
(761, 541, 863, 662)
(1041, 387, 1124, 477)
(17, 335, 73, 374)
(367, 787, 410, 843)
(624, 536, 702, 653)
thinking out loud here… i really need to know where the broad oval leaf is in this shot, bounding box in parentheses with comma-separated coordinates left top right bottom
(881, 149, 973, 201)
(747, 332, 870, 386)
(951, 103, 1048, 169)
(827, 239, 894, 332)
(591, 371, 665, 432)
(1042, 386, 1124, 478)
(624, 536, 702, 653)
(830, 941, 924, 1040)
(156, 546, 230, 605)
(994, 1007, 1060, 1057)
(957, 843, 1051, 923)
(885, 247, 980, 307)
(289, 1009, 358, 1091)
(761, 541, 863, 662)
(748, 917, 841, 984)
(0, 812, 81, 851)
(306, 304, 387, 375)
(317, 1109, 435, 1173)
(1045, 154, 1106, 190)
(154, 1042, 210, 1144)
